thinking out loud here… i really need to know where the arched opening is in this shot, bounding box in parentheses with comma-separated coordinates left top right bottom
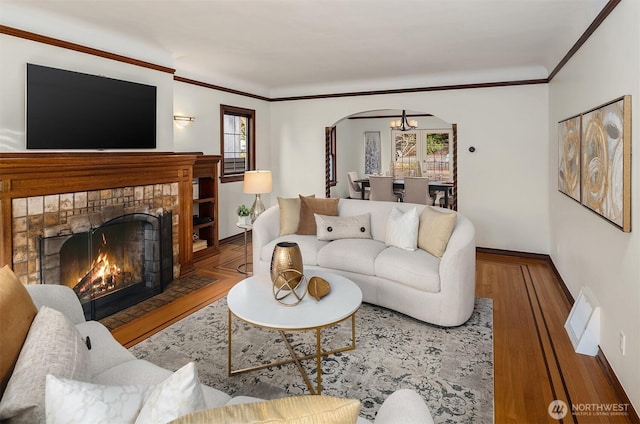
(326, 109, 457, 209)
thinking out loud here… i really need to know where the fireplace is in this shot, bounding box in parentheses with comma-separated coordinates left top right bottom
(40, 212, 173, 320)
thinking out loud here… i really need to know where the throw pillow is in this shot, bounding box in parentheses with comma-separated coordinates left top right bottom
(170, 395, 361, 424)
(0, 306, 90, 424)
(417, 206, 457, 258)
(315, 213, 372, 241)
(136, 362, 206, 423)
(44, 362, 205, 424)
(278, 195, 315, 236)
(45, 375, 151, 424)
(0, 265, 38, 399)
(385, 207, 419, 251)
(296, 197, 339, 235)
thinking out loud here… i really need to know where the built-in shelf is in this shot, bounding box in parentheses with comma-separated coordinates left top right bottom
(191, 156, 220, 263)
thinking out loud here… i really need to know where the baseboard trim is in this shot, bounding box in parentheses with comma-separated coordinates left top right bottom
(596, 348, 640, 423)
(477, 246, 638, 422)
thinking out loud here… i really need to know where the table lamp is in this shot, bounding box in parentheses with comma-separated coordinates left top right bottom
(243, 170, 272, 222)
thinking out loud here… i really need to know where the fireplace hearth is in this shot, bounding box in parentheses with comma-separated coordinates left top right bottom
(40, 212, 173, 320)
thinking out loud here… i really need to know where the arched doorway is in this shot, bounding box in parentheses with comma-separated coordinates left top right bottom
(325, 109, 458, 210)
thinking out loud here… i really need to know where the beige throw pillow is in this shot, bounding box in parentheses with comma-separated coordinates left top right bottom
(278, 195, 315, 236)
(0, 266, 38, 399)
(418, 206, 457, 258)
(296, 197, 339, 235)
(170, 395, 361, 424)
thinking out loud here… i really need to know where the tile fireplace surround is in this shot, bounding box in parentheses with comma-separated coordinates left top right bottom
(0, 152, 204, 284)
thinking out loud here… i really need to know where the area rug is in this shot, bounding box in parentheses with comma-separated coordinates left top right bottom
(130, 297, 493, 423)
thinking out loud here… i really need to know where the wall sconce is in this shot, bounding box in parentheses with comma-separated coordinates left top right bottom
(174, 115, 195, 128)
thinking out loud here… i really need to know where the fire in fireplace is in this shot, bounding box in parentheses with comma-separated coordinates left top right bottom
(40, 212, 173, 320)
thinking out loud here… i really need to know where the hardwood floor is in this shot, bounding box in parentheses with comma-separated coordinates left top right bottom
(110, 237, 638, 424)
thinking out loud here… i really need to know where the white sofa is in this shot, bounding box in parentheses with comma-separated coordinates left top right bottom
(0, 266, 433, 423)
(253, 198, 476, 327)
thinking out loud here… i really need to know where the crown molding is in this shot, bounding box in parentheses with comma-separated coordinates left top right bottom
(1, 0, 621, 101)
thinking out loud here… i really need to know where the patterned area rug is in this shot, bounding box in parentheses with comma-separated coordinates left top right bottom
(130, 297, 493, 423)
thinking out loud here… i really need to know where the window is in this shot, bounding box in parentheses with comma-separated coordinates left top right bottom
(220, 105, 255, 183)
(391, 129, 452, 181)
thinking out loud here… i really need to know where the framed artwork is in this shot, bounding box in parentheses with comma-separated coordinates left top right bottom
(364, 131, 381, 175)
(580, 95, 631, 232)
(558, 115, 581, 202)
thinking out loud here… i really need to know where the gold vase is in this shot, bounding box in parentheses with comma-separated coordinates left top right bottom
(270, 242, 304, 290)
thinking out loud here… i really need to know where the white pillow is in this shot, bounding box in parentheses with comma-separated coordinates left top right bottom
(136, 362, 206, 423)
(44, 362, 206, 424)
(385, 207, 419, 251)
(45, 376, 150, 424)
(315, 213, 372, 241)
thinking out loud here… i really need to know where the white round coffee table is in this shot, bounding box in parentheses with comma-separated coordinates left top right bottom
(227, 270, 362, 394)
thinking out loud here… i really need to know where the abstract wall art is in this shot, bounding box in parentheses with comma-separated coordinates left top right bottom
(364, 131, 381, 175)
(580, 95, 631, 232)
(558, 115, 582, 202)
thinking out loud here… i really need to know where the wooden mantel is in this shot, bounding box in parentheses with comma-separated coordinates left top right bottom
(0, 152, 215, 276)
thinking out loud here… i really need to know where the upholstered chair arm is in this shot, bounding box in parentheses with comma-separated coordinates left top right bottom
(26, 284, 86, 325)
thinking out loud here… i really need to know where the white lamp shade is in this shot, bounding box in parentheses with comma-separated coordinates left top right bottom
(243, 170, 272, 194)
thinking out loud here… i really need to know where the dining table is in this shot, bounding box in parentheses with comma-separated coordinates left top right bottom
(355, 178, 454, 207)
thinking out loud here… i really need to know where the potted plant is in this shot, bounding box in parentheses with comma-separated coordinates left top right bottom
(236, 204, 251, 225)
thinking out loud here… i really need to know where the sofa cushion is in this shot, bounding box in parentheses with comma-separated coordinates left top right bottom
(0, 265, 38, 398)
(91, 358, 231, 410)
(385, 207, 419, 251)
(317, 239, 386, 276)
(296, 197, 339, 235)
(315, 213, 371, 241)
(375, 247, 441, 293)
(45, 362, 206, 424)
(0, 306, 90, 424)
(171, 395, 361, 424)
(278, 195, 315, 236)
(261, 235, 329, 267)
(418, 207, 457, 258)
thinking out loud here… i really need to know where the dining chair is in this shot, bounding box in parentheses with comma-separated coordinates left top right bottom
(369, 176, 400, 202)
(347, 171, 369, 199)
(402, 177, 433, 205)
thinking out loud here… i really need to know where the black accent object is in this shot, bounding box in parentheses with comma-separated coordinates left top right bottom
(85, 336, 92, 350)
(327, 227, 333, 232)
(26, 63, 157, 150)
(360, 227, 366, 232)
(193, 216, 213, 226)
(468, 146, 476, 153)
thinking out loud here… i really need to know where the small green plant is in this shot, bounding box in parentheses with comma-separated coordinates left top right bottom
(236, 204, 251, 217)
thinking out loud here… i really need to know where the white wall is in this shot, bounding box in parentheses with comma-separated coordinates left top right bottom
(0, 35, 175, 151)
(173, 81, 271, 239)
(548, 0, 640, 411)
(270, 85, 550, 253)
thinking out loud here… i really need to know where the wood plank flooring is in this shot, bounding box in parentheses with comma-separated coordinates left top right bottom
(110, 237, 638, 423)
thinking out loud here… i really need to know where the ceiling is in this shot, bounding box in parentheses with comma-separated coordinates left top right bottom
(1, 0, 611, 98)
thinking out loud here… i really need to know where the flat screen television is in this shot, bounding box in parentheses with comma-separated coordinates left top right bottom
(26, 63, 157, 150)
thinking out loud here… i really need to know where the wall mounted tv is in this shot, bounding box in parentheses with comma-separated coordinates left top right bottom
(27, 63, 157, 150)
